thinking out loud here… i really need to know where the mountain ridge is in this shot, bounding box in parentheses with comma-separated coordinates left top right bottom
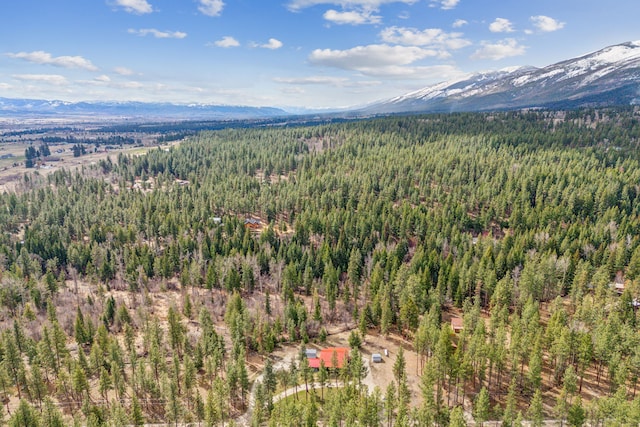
(362, 40, 640, 115)
(0, 97, 287, 120)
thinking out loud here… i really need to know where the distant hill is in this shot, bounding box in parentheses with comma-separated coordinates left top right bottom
(361, 41, 640, 115)
(0, 98, 287, 120)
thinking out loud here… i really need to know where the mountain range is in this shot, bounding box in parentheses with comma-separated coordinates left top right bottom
(2, 40, 640, 120)
(0, 98, 286, 121)
(363, 40, 640, 115)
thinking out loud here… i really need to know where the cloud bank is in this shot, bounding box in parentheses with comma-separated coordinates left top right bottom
(198, 0, 225, 17)
(531, 15, 565, 32)
(489, 18, 515, 33)
(261, 39, 283, 50)
(380, 26, 471, 50)
(7, 51, 98, 71)
(128, 29, 187, 39)
(323, 9, 382, 25)
(113, 0, 153, 14)
(471, 39, 526, 60)
(288, 0, 416, 11)
(12, 74, 69, 86)
(214, 36, 240, 48)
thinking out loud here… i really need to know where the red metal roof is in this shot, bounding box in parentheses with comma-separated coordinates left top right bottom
(308, 347, 349, 369)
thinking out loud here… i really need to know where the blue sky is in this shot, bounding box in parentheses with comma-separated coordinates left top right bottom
(1, 0, 638, 110)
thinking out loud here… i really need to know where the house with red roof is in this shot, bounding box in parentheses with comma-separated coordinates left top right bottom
(307, 347, 349, 370)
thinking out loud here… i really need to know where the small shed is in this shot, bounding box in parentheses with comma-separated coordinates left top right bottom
(451, 317, 464, 334)
(611, 282, 625, 295)
(372, 353, 383, 363)
(244, 218, 262, 230)
(305, 348, 318, 359)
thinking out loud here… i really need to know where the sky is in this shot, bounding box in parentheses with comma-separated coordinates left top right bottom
(1, 0, 639, 110)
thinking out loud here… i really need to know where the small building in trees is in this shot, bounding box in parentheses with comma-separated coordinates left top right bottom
(308, 347, 349, 370)
(371, 353, 383, 363)
(451, 317, 464, 333)
(244, 217, 262, 229)
(610, 281, 625, 295)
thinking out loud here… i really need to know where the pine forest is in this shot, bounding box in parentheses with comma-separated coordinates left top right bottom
(2, 108, 640, 426)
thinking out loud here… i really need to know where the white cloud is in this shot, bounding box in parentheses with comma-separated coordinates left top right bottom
(7, 51, 98, 71)
(113, 0, 153, 14)
(361, 64, 464, 79)
(380, 27, 471, 50)
(430, 0, 459, 10)
(198, 0, 224, 17)
(0, 83, 13, 90)
(78, 77, 113, 87)
(12, 74, 69, 86)
(282, 87, 306, 95)
(471, 38, 526, 60)
(214, 36, 240, 48)
(323, 9, 381, 25)
(452, 19, 467, 28)
(274, 76, 381, 87)
(530, 15, 565, 32)
(440, 0, 459, 9)
(310, 44, 436, 68)
(287, 0, 416, 11)
(489, 18, 514, 33)
(128, 28, 187, 39)
(275, 76, 346, 85)
(114, 67, 134, 75)
(260, 38, 283, 50)
(119, 81, 145, 89)
(309, 44, 451, 77)
(78, 78, 154, 90)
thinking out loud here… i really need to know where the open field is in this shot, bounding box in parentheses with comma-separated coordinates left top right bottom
(0, 139, 180, 193)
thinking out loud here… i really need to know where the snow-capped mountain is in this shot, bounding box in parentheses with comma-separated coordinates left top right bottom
(0, 98, 287, 120)
(363, 41, 640, 114)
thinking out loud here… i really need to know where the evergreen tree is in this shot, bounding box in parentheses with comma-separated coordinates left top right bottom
(502, 378, 518, 427)
(3, 332, 25, 399)
(98, 367, 112, 402)
(318, 359, 328, 400)
(527, 389, 544, 427)
(393, 346, 407, 385)
(29, 363, 47, 410)
(567, 399, 586, 427)
(9, 399, 39, 427)
(449, 406, 467, 427)
(41, 397, 65, 427)
(131, 395, 144, 426)
(473, 386, 490, 426)
(384, 381, 397, 427)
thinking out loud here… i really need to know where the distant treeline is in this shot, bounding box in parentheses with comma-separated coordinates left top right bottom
(2, 127, 76, 137)
(42, 135, 139, 146)
(96, 115, 351, 134)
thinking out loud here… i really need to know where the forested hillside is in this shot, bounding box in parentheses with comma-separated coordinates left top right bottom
(2, 108, 640, 426)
